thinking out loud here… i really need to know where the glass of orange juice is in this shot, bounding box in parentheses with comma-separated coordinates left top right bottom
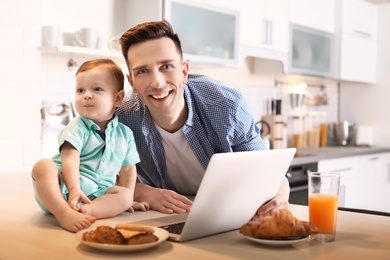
(308, 172, 340, 242)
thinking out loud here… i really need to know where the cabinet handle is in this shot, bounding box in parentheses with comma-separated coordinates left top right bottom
(262, 20, 268, 44)
(331, 167, 353, 173)
(353, 30, 372, 38)
(267, 20, 273, 45)
(388, 163, 390, 183)
(368, 156, 379, 161)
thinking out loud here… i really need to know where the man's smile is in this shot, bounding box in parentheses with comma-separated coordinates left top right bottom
(151, 91, 171, 100)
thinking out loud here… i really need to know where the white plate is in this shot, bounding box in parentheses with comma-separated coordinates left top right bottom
(244, 235, 308, 247)
(76, 226, 169, 252)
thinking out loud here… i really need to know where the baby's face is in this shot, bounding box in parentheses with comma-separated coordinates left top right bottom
(75, 67, 122, 124)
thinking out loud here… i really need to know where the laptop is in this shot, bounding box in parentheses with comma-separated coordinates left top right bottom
(129, 148, 296, 242)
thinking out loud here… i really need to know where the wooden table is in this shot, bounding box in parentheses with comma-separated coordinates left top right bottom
(1, 173, 389, 259)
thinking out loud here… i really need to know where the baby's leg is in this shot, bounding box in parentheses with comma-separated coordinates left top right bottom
(32, 159, 96, 232)
(79, 186, 133, 219)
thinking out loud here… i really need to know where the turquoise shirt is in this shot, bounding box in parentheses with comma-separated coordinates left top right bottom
(52, 115, 140, 198)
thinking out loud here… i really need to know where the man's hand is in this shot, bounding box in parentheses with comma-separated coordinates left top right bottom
(251, 181, 290, 222)
(134, 184, 193, 214)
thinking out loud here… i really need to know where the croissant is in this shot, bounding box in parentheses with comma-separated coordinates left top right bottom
(239, 209, 318, 239)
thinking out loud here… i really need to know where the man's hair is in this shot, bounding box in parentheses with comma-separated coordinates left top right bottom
(76, 59, 124, 91)
(119, 20, 183, 66)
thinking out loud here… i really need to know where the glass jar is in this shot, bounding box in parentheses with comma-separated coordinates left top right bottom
(305, 112, 320, 148)
(288, 115, 305, 149)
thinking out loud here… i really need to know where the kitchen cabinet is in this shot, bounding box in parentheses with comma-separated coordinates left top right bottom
(358, 152, 390, 212)
(383, 153, 390, 212)
(341, 0, 377, 40)
(289, 0, 335, 33)
(125, 0, 239, 66)
(318, 156, 360, 209)
(339, 34, 377, 83)
(319, 152, 390, 213)
(240, 0, 289, 52)
(337, 0, 378, 83)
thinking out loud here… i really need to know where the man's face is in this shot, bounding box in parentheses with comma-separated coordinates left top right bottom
(126, 37, 189, 120)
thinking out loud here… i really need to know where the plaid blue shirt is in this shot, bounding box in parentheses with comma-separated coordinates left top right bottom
(117, 74, 268, 191)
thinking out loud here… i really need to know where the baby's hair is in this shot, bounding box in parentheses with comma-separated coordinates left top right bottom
(76, 59, 124, 91)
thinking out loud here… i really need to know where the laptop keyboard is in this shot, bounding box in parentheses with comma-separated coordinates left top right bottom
(159, 222, 185, 234)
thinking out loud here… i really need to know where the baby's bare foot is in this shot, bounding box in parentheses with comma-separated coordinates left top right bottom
(56, 208, 96, 233)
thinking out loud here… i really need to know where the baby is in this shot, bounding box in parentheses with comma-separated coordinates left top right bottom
(32, 59, 148, 232)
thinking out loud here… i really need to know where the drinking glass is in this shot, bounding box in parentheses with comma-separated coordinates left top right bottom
(308, 172, 340, 243)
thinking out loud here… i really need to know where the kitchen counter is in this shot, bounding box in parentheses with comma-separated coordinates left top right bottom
(1, 172, 390, 259)
(291, 146, 390, 166)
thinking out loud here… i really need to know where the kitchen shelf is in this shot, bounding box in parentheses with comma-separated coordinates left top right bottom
(40, 45, 125, 61)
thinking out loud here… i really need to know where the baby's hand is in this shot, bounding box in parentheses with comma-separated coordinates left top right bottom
(67, 188, 91, 212)
(128, 201, 150, 213)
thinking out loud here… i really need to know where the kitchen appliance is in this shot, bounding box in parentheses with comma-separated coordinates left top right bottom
(286, 161, 318, 206)
(289, 24, 334, 78)
(41, 101, 76, 158)
(261, 115, 285, 149)
(333, 120, 356, 146)
(255, 120, 272, 149)
(41, 102, 75, 126)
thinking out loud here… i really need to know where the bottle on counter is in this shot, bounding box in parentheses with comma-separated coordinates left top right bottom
(319, 113, 328, 147)
(305, 111, 328, 148)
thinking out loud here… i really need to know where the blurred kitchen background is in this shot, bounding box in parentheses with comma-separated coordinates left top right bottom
(1, 0, 390, 174)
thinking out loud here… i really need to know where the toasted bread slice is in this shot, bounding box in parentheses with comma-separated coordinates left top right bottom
(115, 223, 155, 234)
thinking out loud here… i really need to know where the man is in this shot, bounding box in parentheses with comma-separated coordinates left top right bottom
(117, 20, 290, 221)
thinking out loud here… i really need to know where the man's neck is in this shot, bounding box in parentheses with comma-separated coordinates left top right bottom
(152, 104, 188, 133)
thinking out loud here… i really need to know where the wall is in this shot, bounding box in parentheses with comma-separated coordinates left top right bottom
(340, 4, 390, 147)
(0, 0, 42, 173)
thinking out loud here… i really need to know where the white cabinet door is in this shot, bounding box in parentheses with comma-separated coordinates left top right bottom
(239, 0, 264, 47)
(342, 0, 378, 40)
(318, 156, 359, 208)
(263, 0, 290, 52)
(340, 34, 377, 83)
(359, 153, 390, 213)
(289, 0, 335, 33)
(240, 0, 289, 52)
(382, 153, 390, 212)
(337, 0, 378, 83)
